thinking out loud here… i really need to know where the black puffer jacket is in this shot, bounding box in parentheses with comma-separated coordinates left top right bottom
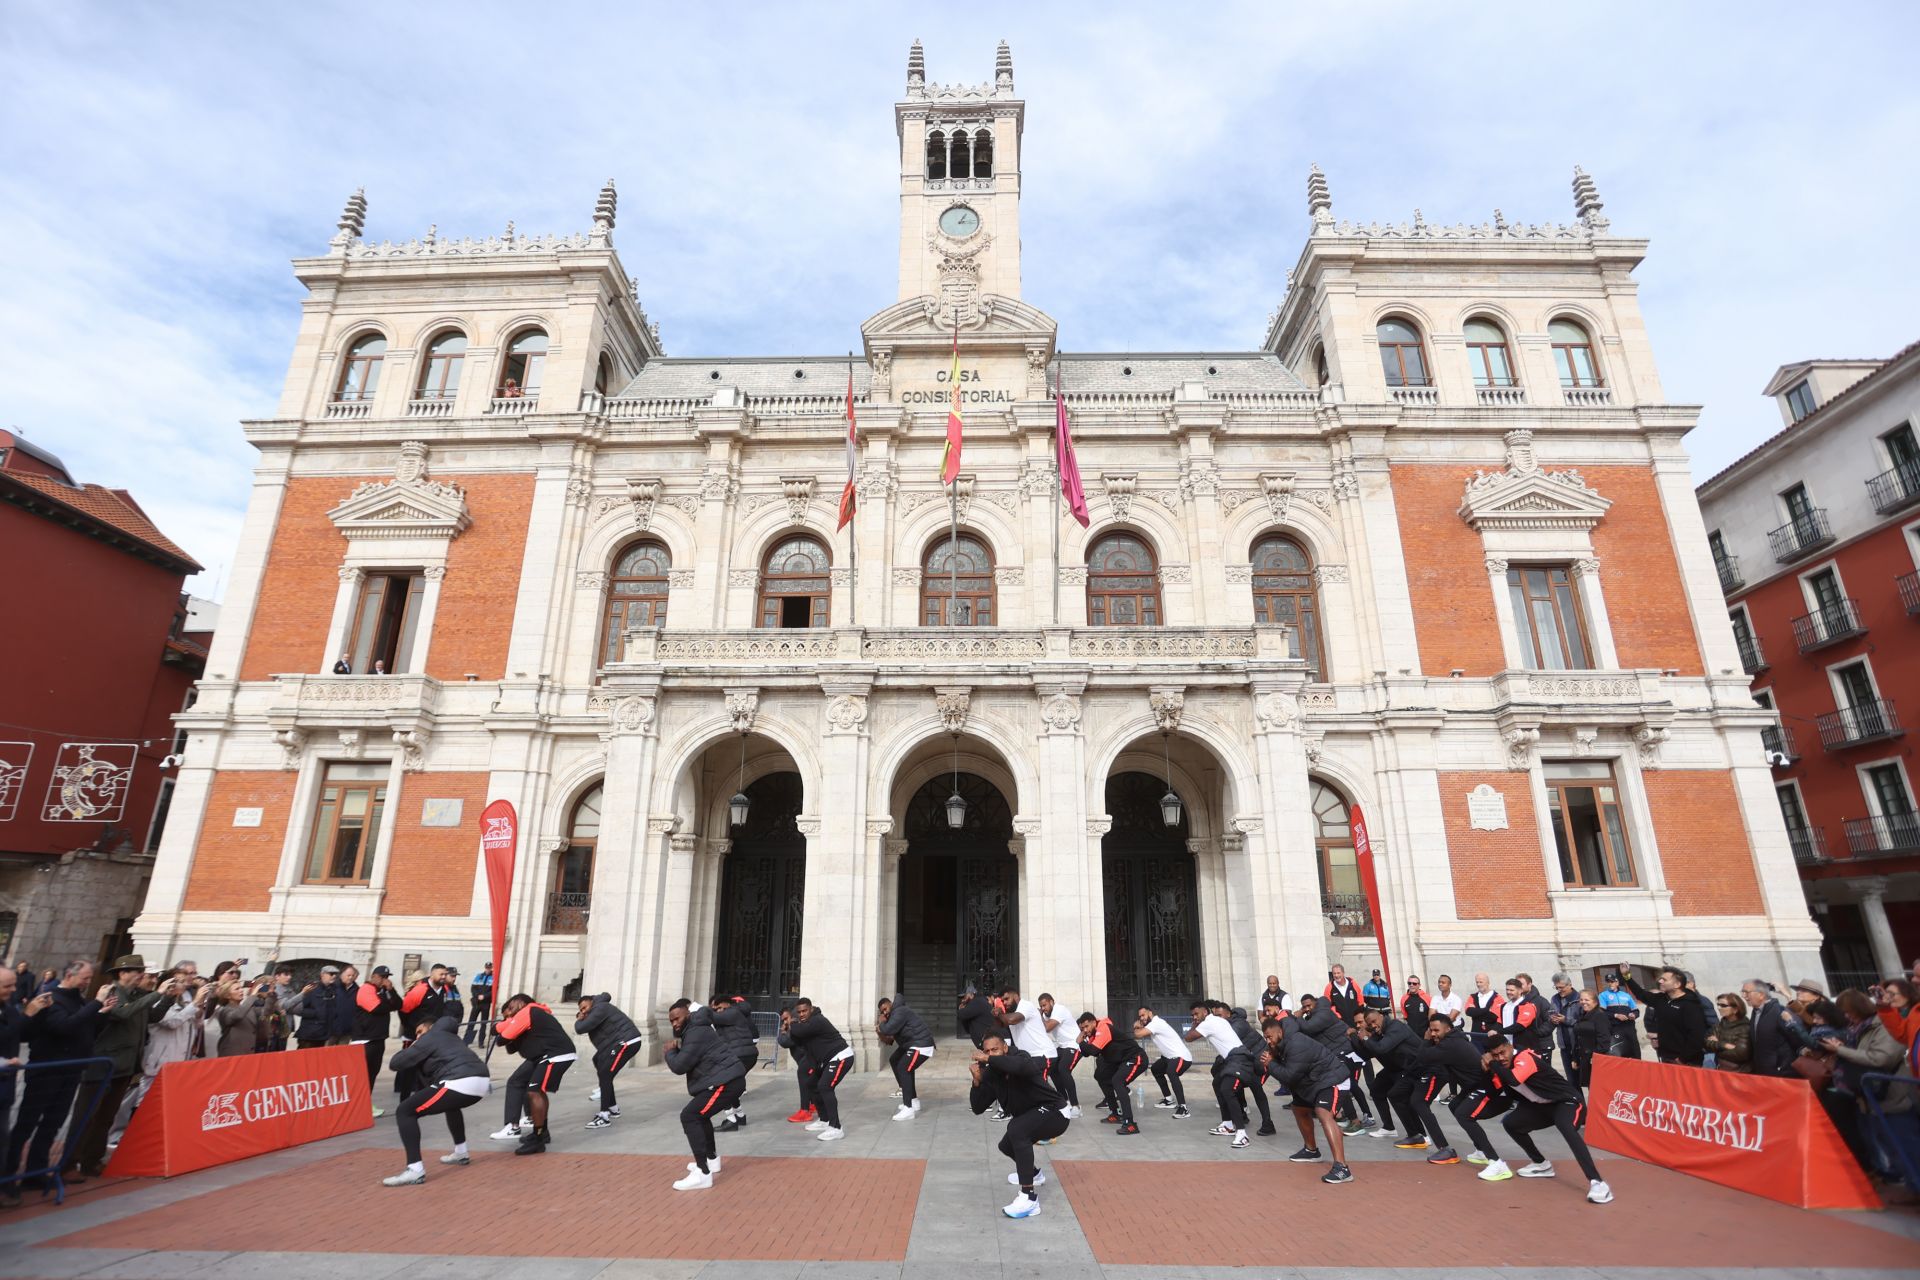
(780, 1010, 849, 1063)
(389, 1015, 487, 1082)
(1262, 1026, 1349, 1097)
(1295, 1004, 1353, 1058)
(1354, 1017, 1424, 1072)
(498, 1004, 575, 1061)
(666, 1006, 746, 1095)
(574, 993, 642, 1053)
(1410, 1026, 1487, 1089)
(878, 997, 935, 1049)
(968, 1049, 1066, 1117)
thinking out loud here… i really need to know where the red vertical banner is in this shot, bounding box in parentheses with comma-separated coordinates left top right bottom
(1349, 803, 1392, 993)
(479, 799, 518, 994)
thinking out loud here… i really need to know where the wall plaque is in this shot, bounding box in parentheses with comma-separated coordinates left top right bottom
(233, 807, 263, 828)
(421, 798, 464, 827)
(1467, 784, 1509, 831)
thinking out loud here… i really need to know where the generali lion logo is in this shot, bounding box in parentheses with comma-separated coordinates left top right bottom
(483, 816, 513, 848)
(201, 1092, 243, 1131)
(1606, 1091, 1640, 1125)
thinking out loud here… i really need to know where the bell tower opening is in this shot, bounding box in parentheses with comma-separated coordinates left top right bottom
(896, 40, 1024, 303)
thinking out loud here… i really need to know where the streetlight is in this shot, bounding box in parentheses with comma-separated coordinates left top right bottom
(1159, 730, 1181, 828)
(728, 730, 750, 828)
(945, 732, 967, 830)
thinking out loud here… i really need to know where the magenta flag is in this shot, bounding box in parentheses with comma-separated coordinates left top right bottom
(1055, 389, 1090, 527)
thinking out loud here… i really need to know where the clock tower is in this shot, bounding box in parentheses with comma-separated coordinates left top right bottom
(895, 40, 1024, 308)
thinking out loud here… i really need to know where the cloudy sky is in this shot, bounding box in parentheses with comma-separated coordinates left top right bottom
(5, 4, 1916, 596)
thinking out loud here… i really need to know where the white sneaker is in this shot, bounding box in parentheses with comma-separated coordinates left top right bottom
(1208, 1123, 1236, 1136)
(488, 1125, 522, 1142)
(805, 1119, 830, 1132)
(817, 1125, 846, 1142)
(672, 1169, 713, 1191)
(1517, 1161, 1556, 1178)
(1367, 1125, 1395, 1138)
(911, 1098, 921, 1111)
(893, 1105, 916, 1121)
(889, 1088, 902, 1098)
(1231, 1131, 1250, 1149)
(1587, 1179, 1613, 1204)
(1061, 1105, 1080, 1119)
(1006, 1170, 1048, 1186)
(1465, 1150, 1492, 1165)
(381, 1167, 425, 1187)
(1002, 1192, 1041, 1219)
(588, 1087, 601, 1103)
(1478, 1159, 1514, 1182)
(438, 1153, 470, 1165)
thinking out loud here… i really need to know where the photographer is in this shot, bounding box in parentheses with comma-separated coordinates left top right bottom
(62, 954, 172, 1180)
(285, 965, 346, 1050)
(1616, 963, 1706, 1066)
(110, 966, 205, 1144)
(4, 960, 102, 1198)
(210, 973, 271, 1058)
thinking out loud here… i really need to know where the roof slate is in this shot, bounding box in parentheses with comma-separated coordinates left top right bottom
(3, 469, 203, 569)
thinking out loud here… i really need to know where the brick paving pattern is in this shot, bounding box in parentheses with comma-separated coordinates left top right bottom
(49, 1149, 923, 1262)
(1056, 1157, 1920, 1269)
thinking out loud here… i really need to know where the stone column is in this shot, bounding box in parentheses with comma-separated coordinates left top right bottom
(1484, 556, 1525, 669)
(861, 817, 894, 1011)
(685, 837, 729, 1002)
(1192, 834, 1234, 996)
(879, 835, 909, 1001)
(1082, 816, 1112, 1007)
(1571, 557, 1620, 669)
(1857, 877, 1904, 981)
(1034, 676, 1096, 1000)
(1248, 688, 1332, 994)
(579, 692, 664, 1040)
(500, 447, 580, 677)
(654, 829, 700, 1003)
(802, 678, 875, 1064)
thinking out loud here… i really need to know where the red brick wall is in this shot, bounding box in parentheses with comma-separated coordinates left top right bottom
(183, 771, 299, 911)
(1440, 771, 1551, 918)
(381, 772, 490, 916)
(1390, 464, 1704, 678)
(238, 473, 533, 682)
(1641, 769, 1764, 914)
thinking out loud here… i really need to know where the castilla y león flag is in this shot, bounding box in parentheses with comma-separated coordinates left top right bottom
(479, 799, 518, 993)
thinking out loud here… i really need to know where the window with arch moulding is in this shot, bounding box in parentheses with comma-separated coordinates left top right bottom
(922, 532, 994, 626)
(1087, 532, 1161, 627)
(1463, 318, 1515, 388)
(497, 328, 547, 399)
(1549, 319, 1602, 389)
(601, 540, 671, 664)
(760, 534, 830, 629)
(416, 331, 466, 401)
(1250, 533, 1323, 678)
(546, 783, 600, 933)
(1375, 318, 1429, 388)
(335, 334, 385, 403)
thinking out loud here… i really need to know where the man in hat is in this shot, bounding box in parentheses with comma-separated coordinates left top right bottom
(1792, 977, 1829, 1001)
(62, 954, 174, 1180)
(283, 964, 348, 1050)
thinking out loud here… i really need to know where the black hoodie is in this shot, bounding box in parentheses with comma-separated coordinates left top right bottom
(667, 1006, 747, 1094)
(710, 1000, 759, 1065)
(878, 997, 936, 1049)
(968, 1048, 1066, 1117)
(389, 1015, 487, 1083)
(779, 1009, 850, 1063)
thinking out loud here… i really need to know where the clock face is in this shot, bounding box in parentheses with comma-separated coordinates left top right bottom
(939, 205, 981, 238)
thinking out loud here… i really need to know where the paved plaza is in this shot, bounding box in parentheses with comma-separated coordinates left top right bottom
(3, 1056, 1917, 1279)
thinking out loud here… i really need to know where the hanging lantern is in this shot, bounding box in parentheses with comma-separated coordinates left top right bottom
(1159, 730, 1181, 828)
(729, 731, 750, 828)
(945, 788, 969, 830)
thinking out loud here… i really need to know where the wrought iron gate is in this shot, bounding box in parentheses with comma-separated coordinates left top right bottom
(1102, 771, 1201, 1017)
(900, 772, 1017, 998)
(714, 771, 806, 1012)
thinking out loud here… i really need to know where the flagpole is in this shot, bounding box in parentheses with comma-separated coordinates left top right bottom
(847, 349, 857, 630)
(949, 480, 960, 624)
(1052, 354, 1062, 624)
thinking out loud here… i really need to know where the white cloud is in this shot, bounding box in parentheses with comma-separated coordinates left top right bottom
(3, 3, 1914, 594)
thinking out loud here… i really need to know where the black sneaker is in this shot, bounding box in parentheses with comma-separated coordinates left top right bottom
(1154, 1097, 1178, 1109)
(1287, 1146, 1322, 1163)
(1116, 1122, 1140, 1135)
(1256, 1122, 1277, 1136)
(1321, 1162, 1353, 1184)
(513, 1134, 546, 1155)
(717, 1117, 740, 1132)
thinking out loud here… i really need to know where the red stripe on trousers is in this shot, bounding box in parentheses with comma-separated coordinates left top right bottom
(540, 1062, 555, 1092)
(829, 1058, 851, 1088)
(610, 1043, 631, 1073)
(415, 1085, 449, 1115)
(1123, 1057, 1145, 1085)
(698, 1085, 727, 1116)
(1471, 1096, 1489, 1118)
(906, 1050, 923, 1072)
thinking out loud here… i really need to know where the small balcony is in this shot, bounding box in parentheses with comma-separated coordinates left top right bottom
(544, 891, 590, 933)
(1787, 827, 1829, 864)
(1816, 698, 1903, 750)
(323, 399, 374, 421)
(1761, 723, 1799, 766)
(1867, 459, 1920, 515)
(1791, 599, 1866, 653)
(1843, 813, 1920, 857)
(1768, 510, 1836, 563)
(488, 394, 541, 417)
(1714, 554, 1745, 595)
(1735, 632, 1767, 674)
(1899, 570, 1920, 617)
(1475, 385, 1527, 407)
(1390, 385, 1439, 406)
(1321, 891, 1374, 937)
(407, 396, 457, 419)
(1563, 386, 1613, 407)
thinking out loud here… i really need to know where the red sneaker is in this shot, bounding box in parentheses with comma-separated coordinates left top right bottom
(786, 1106, 816, 1123)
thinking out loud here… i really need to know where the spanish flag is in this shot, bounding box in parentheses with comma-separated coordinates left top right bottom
(941, 319, 963, 485)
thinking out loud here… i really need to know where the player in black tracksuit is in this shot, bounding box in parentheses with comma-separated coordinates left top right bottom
(1076, 1013, 1146, 1134)
(1483, 1033, 1610, 1200)
(969, 1031, 1069, 1218)
(1225, 1005, 1277, 1134)
(1351, 1008, 1426, 1144)
(494, 995, 577, 1154)
(575, 992, 643, 1129)
(382, 1014, 490, 1186)
(709, 995, 758, 1130)
(665, 999, 747, 1187)
(1296, 996, 1373, 1127)
(877, 996, 937, 1115)
(779, 999, 853, 1136)
(1408, 1012, 1484, 1163)
(1259, 1015, 1354, 1183)
(957, 990, 1000, 1047)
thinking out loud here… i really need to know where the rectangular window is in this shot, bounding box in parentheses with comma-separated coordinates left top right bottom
(346, 571, 426, 673)
(1835, 660, 1876, 711)
(1867, 763, 1913, 817)
(1785, 380, 1816, 422)
(1781, 482, 1814, 526)
(1507, 565, 1592, 670)
(302, 763, 388, 885)
(144, 778, 176, 854)
(1776, 784, 1809, 835)
(1806, 567, 1844, 615)
(1544, 761, 1638, 888)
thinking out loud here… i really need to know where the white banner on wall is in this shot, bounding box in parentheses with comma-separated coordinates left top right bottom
(0, 742, 33, 822)
(44, 743, 138, 823)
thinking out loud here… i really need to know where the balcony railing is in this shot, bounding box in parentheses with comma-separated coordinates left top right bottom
(1768, 509, 1836, 562)
(1816, 698, 1903, 750)
(1735, 633, 1767, 674)
(1390, 385, 1439, 406)
(1714, 554, 1745, 595)
(323, 400, 373, 420)
(617, 625, 1300, 667)
(544, 891, 591, 933)
(1322, 891, 1374, 937)
(488, 394, 540, 417)
(1900, 570, 1920, 617)
(1787, 827, 1829, 864)
(1761, 723, 1798, 765)
(1791, 599, 1866, 653)
(1475, 385, 1527, 406)
(407, 397, 456, 418)
(1867, 459, 1920, 515)
(1843, 813, 1920, 857)
(1563, 386, 1613, 407)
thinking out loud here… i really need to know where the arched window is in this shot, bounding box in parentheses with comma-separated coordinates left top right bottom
(922, 532, 994, 625)
(1312, 343, 1330, 388)
(498, 328, 547, 398)
(600, 540, 671, 664)
(759, 534, 830, 628)
(416, 330, 465, 401)
(1250, 533, 1324, 679)
(594, 351, 612, 397)
(972, 128, 993, 178)
(1087, 532, 1161, 627)
(1375, 317, 1428, 387)
(949, 131, 969, 184)
(1463, 318, 1514, 388)
(1549, 318, 1601, 388)
(545, 784, 600, 933)
(1310, 778, 1371, 936)
(335, 334, 385, 402)
(926, 130, 947, 180)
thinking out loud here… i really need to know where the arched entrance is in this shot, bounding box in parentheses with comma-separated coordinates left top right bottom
(896, 772, 1017, 1017)
(1102, 770, 1201, 1016)
(713, 770, 805, 1011)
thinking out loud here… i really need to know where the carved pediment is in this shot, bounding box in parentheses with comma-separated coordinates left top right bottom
(328, 441, 472, 541)
(1458, 430, 1610, 532)
(860, 293, 1057, 353)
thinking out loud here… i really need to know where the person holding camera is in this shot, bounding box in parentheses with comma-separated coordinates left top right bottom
(1615, 963, 1706, 1066)
(110, 966, 204, 1144)
(969, 1028, 1069, 1219)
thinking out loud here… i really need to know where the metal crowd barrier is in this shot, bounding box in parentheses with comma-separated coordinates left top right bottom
(751, 1011, 783, 1069)
(0, 1056, 116, 1205)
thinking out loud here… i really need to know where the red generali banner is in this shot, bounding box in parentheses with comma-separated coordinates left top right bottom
(1348, 803, 1392, 992)
(480, 798, 518, 994)
(1584, 1054, 1879, 1210)
(106, 1045, 371, 1178)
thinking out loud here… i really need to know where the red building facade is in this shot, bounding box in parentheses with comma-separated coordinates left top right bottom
(0, 429, 207, 968)
(1698, 343, 1920, 986)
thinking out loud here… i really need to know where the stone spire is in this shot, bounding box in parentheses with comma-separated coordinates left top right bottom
(1572, 166, 1609, 232)
(1306, 165, 1332, 230)
(995, 40, 1013, 92)
(330, 188, 367, 251)
(907, 40, 925, 95)
(591, 177, 617, 244)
